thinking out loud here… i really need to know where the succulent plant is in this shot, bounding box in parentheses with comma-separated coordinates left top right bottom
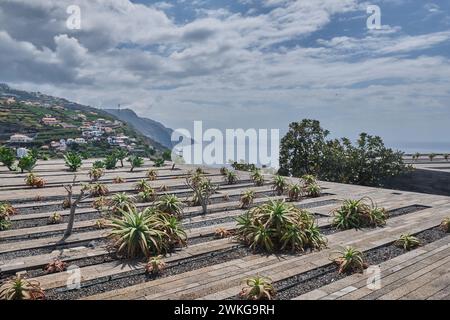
(43, 259, 68, 274)
(333, 246, 367, 274)
(145, 255, 166, 274)
(0, 275, 45, 300)
(239, 276, 275, 300)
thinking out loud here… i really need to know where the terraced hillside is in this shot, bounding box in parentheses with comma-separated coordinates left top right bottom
(0, 160, 449, 300)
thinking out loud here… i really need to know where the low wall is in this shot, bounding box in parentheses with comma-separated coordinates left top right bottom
(384, 169, 450, 196)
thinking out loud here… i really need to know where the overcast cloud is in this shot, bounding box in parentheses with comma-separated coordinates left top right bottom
(1, 0, 449, 150)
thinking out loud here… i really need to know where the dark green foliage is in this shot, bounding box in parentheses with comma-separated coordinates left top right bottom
(128, 155, 144, 172)
(104, 154, 117, 170)
(279, 119, 407, 187)
(92, 160, 105, 169)
(17, 155, 37, 173)
(154, 158, 165, 167)
(114, 149, 128, 167)
(235, 200, 327, 252)
(230, 161, 257, 172)
(162, 150, 172, 161)
(64, 152, 82, 172)
(0, 146, 16, 171)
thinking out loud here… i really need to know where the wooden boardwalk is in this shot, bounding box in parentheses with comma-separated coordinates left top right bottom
(0, 159, 449, 300)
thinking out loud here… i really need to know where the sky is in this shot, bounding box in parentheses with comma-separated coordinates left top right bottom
(0, 0, 449, 152)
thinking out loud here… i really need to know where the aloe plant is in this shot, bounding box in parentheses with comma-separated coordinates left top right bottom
(395, 234, 420, 250)
(239, 276, 275, 300)
(332, 197, 387, 230)
(333, 246, 366, 274)
(0, 275, 45, 300)
(64, 152, 82, 172)
(235, 199, 326, 252)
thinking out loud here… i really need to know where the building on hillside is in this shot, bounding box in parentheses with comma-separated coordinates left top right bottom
(75, 138, 87, 144)
(9, 134, 34, 143)
(4, 97, 16, 105)
(41, 116, 59, 126)
(50, 139, 68, 150)
(82, 130, 103, 138)
(60, 122, 77, 129)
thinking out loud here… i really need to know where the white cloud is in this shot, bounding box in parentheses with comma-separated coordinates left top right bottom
(0, 0, 449, 145)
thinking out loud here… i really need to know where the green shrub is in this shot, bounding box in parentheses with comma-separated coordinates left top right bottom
(128, 155, 144, 172)
(0, 275, 45, 300)
(155, 194, 183, 218)
(272, 175, 287, 196)
(0, 146, 16, 171)
(64, 152, 82, 172)
(235, 199, 326, 252)
(333, 246, 366, 274)
(104, 154, 117, 170)
(239, 190, 255, 209)
(17, 155, 37, 173)
(153, 158, 165, 167)
(279, 119, 407, 187)
(332, 198, 387, 230)
(239, 276, 275, 300)
(395, 234, 420, 250)
(108, 208, 186, 258)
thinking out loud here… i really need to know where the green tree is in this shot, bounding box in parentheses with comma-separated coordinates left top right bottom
(17, 155, 37, 173)
(279, 119, 407, 187)
(162, 150, 172, 161)
(128, 155, 144, 172)
(0, 146, 16, 171)
(114, 149, 128, 167)
(278, 119, 329, 177)
(104, 154, 117, 170)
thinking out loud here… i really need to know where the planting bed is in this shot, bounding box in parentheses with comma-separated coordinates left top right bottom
(273, 227, 448, 300)
(1, 160, 450, 300)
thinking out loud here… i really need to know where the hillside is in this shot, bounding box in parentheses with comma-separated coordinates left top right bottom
(105, 108, 173, 148)
(0, 84, 167, 158)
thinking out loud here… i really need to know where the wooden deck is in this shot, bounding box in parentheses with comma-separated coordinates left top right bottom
(0, 159, 449, 300)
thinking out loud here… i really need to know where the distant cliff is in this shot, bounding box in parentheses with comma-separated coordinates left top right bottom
(105, 108, 173, 148)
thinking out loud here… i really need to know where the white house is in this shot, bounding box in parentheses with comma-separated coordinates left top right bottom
(16, 148, 28, 158)
(75, 138, 87, 144)
(41, 116, 59, 126)
(9, 134, 33, 143)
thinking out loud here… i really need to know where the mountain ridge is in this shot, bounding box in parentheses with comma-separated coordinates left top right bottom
(105, 108, 174, 149)
(0, 83, 168, 156)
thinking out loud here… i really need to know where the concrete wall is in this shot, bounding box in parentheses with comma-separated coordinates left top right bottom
(384, 169, 450, 196)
